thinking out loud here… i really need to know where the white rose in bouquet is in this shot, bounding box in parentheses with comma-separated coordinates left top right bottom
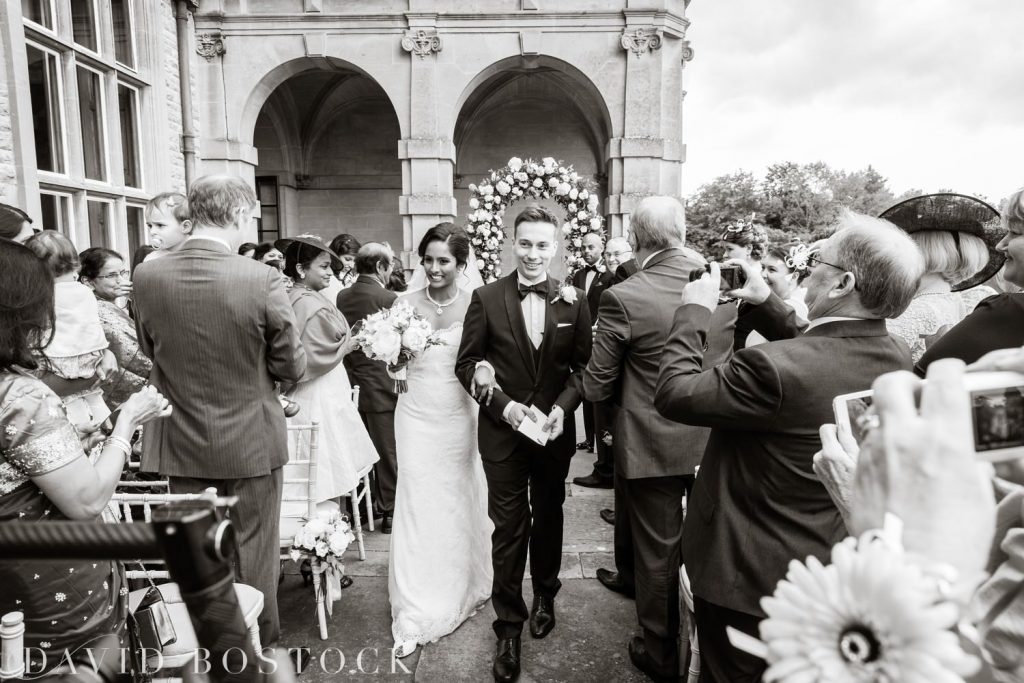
(515, 172, 528, 183)
(496, 180, 511, 196)
(401, 324, 430, 355)
(542, 156, 556, 168)
(508, 157, 523, 171)
(590, 218, 602, 229)
(315, 541, 329, 558)
(577, 211, 588, 221)
(532, 178, 543, 188)
(306, 516, 328, 536)
(556, 182, 571, 196)
(469, 183, 477, 192)
(572, 238, 582, 247)
(548, 177, 559, 188)
(568, 203, 578, 213)
(579, 189, 590, 200)
(469, 197, 479, 209)
(569, 188, 579, 200)
(561, 224, 572, 237)
(374, 327, 403, 364)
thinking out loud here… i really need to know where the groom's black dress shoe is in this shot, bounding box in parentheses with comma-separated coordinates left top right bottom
(628, 636, 677, 683)
(529, 596, 556, 638)
(573, 473, 613, 489)
(492, 637, 521, 682)
(600, 508, 615, 525)
(597, 568, 635, 599)
(381, 514, 393, 534)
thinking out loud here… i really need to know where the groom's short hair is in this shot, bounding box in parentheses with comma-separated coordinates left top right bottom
(355, 242, 393, 275)
(514, 205, 559, 235)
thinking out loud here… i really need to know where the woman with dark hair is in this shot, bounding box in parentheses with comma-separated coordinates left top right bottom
(281, 235, 378, 512)
(319, 233, 361, 302)
(0, 203, 34, 242)
(253, 242, 284, 270)
(130, 244, 155, 275)
(388, 223, 492, 659)
(0, 238, 171, 674)
(719, 216, 770, 266)
(79, 247, 151, 406)
(238, 241, 258, 259)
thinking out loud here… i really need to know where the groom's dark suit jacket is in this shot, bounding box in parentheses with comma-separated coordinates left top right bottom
(655, 294, 911, 617)
(456, 273, 593, 461)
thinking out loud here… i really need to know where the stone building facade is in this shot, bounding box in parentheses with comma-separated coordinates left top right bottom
(2, 1, 693, 265)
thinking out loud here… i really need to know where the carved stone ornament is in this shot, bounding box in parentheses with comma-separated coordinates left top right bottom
(620, 27, 663, 57)
(681, 39, 695, 65)
(401, 29, 442, 59)
(196, 33, 225, 61)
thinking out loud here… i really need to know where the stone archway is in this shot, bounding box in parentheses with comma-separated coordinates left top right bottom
(454, 56, 614, 280)
(252, 66, 402, 247)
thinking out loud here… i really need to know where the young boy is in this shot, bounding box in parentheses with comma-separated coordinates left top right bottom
(145, 192, 191, 260)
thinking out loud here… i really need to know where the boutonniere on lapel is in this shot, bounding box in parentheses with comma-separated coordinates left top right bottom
(596, 263, 607, 274)
(551, 282, 578, 305)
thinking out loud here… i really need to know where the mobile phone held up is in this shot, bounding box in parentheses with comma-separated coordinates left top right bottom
(832, 371, 1024, 463)
(688, 263, 747, 292)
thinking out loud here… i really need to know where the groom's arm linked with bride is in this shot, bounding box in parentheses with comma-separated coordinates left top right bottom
(453, 269, 593, 673)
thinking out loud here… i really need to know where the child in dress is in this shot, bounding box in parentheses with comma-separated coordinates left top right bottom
(24, 231, 114, 427)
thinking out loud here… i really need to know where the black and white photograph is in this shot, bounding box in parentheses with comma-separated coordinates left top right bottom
(2, 1, 1024, 682)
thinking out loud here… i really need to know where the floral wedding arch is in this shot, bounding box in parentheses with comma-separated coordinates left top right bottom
(465, 156, 605, 283)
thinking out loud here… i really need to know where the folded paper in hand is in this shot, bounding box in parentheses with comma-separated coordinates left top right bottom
(517, 405, 550, 446)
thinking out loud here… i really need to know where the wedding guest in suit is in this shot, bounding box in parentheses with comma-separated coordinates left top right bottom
(79, 247, 151, 407)
(583, 197, 736, 682)
(917, 186, 1024, 374)
(610, 234, 640, 286)
(133, 175, 307, 645)
(456, 205, 592, 682)
(336, 242, 399, 533)
(654, 211, 924, 682)
(571, 231, 612, 456)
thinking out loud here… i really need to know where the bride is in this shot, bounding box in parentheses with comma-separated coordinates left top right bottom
(389, 223, 493, 657)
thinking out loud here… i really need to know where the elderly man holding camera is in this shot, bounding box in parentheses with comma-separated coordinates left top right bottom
(654, 211, 925, 682)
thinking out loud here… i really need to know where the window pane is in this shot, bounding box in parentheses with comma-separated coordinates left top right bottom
(118, 85, 140, 187)
(70, 0, 97, 51)
(87, 200, 110, 248)
(111, 0, 134, 67)
(127, 205, 145, 258)
(22, 0, 53, 29)
(257, 177, 278, 205)
(39, 193, 72, 237)
(77, 67, 106, 181)
(26, 45, 64, 173)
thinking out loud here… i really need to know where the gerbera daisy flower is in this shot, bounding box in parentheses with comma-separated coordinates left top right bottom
(758, 536, 979, 682)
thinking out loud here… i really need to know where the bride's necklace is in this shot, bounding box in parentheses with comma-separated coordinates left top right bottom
(425, 287, 459, 316)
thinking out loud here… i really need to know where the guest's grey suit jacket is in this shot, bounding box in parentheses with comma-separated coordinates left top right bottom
(133, 238, 306, 479)
(582, 249, 736, 479)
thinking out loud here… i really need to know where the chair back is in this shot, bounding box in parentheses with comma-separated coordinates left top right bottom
(280, 422, 320, 550)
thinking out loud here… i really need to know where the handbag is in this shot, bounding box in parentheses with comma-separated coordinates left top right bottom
(129, 567, 177, 651)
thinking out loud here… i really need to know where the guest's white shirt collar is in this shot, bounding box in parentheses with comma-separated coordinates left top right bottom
(805, 315, 864, 330)
(186, 235, 233, 251)
(641, 248, 673, 269)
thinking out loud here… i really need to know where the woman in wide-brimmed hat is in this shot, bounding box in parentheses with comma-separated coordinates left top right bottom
(280, 235, 379, 509)
(881, 193, 1005, 363)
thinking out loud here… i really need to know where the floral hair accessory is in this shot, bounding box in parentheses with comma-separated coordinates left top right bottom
(733, 527, 980, 682)
(784, 244, 812, 273)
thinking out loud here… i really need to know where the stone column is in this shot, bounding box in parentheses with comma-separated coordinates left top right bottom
(398, 12, 455, 269)
(606, 9, 692, 235)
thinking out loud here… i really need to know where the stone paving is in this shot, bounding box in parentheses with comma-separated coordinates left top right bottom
(277, 414, 652, 682)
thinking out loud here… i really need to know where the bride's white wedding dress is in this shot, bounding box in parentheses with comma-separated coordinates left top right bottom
(389, 322, 493, 651)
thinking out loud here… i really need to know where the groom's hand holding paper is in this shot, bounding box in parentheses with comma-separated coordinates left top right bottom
(517, 405, 551, 446)
(541, 405, 565, 440)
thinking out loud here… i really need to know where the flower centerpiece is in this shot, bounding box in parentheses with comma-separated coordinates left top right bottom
(290, 509, 356, 615)
(350, 301, 445, 393)
(465, 156, 605, 283)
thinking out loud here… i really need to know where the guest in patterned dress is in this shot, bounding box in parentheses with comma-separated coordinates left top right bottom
(881, 193, 1006, 363)
(79, 248, 152, 408)
(0, 237, 171, 674)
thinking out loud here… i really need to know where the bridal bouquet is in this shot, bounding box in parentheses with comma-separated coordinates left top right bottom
(351, 301, 444, 393)
(290, 509, 356, 615)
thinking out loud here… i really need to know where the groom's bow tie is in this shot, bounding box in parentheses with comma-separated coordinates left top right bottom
(518, 282, 549, 300)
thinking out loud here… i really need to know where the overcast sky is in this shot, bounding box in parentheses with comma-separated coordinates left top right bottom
(680, 0, 1024, 203)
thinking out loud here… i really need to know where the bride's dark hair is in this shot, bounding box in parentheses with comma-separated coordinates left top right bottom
(417, 223, 470, 267)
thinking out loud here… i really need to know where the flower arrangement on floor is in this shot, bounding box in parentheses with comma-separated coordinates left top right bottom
(290, 509, 356, 616)
(748, 529, 979, 682)
(351, 301, 444, 392)
(465, 156, 605, 283)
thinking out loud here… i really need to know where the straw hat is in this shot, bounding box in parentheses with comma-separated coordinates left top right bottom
(879, 193, 1005, 291)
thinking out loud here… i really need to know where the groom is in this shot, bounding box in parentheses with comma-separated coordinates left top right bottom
(457, 205, 593, 682)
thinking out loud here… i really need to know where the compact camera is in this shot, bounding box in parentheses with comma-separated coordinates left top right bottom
(832, 371, 1024, 463)
(688, 263, 747, 292)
